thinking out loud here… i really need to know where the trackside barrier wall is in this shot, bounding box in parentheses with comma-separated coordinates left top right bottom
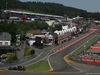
(70, 37, 100, 65)
(80, 37, 100, 54)
(73, 37, 100, 56)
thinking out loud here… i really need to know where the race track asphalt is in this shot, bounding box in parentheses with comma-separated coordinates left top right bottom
(0, 31, 98, 75)
(49, 32, 96, 72)
(0, 70, 86, 75)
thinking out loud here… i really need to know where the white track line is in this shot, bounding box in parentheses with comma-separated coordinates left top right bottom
(4, 52, 47, 68)
(25, 53, 48, 66)
(48, 31, 95, 71)
(86, 73, 100, 75)
(64, 40, 92, 72)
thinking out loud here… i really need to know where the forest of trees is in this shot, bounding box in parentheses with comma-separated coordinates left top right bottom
(0, 0, 100, 44)
(0, 20, 62, 43)
(0, 20, 48, 42)
(0, 0, 100, 20)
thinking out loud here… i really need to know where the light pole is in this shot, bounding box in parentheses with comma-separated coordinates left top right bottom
(87, 41, 88, 44)
(84, 45, 86, 53)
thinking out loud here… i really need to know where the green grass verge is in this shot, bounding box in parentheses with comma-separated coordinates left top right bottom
(25, 61, 50, 71)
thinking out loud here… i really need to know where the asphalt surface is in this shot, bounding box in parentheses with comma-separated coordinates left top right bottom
(0, 71, 87, 75)
(0, 31, 99, 75)
(49, 31, 96, 72)
(0, 52, 49, 68)
(0, 31, 93, 68)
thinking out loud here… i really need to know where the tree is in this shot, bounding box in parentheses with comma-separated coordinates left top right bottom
(1, 0, 100, 20)
(55, 24, 62, 30)
(7, 55, 18, 63)
(24, 46, 31, 56)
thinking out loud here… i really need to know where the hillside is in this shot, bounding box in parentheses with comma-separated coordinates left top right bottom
(0, 0, 87, 17)
(0, 0, 100, 20)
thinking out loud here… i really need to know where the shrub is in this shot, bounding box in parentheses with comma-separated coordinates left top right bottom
(31, 50, 35, 55)
(1, 54, 7, 59)
(7, 55, 18, 63)
(24, 46, 31, 56)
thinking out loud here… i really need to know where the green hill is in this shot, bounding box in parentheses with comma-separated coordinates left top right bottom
(0, 0, 100, 20)
(0, 0, 87, 17)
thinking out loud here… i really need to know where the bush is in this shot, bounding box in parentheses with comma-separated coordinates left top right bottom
(24, 46, 31, 56)
(27, 50, 31, 56)
(7, 55, 18, 63)
(31, 50, 35, 55)
(1, 54, 7, 59)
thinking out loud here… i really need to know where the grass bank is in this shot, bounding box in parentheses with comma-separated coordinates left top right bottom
(25, 61, 51, 71)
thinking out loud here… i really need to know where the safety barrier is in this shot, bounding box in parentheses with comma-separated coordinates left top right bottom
(70, 36, 100, 65)
(73, 36, 100, 56)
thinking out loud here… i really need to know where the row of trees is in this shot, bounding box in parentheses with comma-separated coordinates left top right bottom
(0, 20, 48, 42)
(0, 0, 86, 16)
(1, 0, 100, 20)
(0, 20, 62, 43)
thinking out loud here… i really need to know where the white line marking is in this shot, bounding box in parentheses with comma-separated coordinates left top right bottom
(4, 52, 48, 68)
(63, 41, 91, 72)
(21, 52, 45, 65)
(64, 58, 82, 71)
(25, 53, 48, 66)
(48, 31, 95, 71)
(86, 73, 100, 75)
(47, 55, 54, 71)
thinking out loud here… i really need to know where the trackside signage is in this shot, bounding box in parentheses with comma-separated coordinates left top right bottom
(81, 58, 100, 64)
(19, 17, 27, 21)
(88, 29, 99, 31)
(97, 41, 100, 44)
(90, 46, 100, 49)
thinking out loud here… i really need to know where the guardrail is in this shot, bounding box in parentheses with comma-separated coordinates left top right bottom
(81, 37, 100, 53)
(73, 36, 100, 55)
(70, 36, 100, 65)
